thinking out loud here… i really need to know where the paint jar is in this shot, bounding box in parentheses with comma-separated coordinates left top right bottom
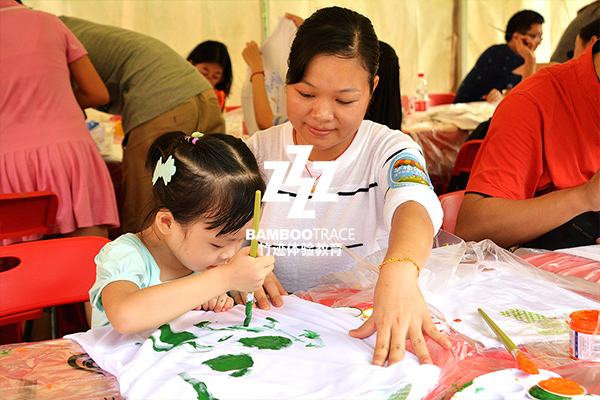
(568, 309, 600, 361)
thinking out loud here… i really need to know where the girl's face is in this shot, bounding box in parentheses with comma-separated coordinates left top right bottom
(287, 54, 378, 161)
(168, 218, 252, 273)
(195, 62, 224, 88)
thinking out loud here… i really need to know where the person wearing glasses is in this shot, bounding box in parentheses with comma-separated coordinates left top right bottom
(453, 10, 544, 104)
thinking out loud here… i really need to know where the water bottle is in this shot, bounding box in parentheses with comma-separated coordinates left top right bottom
(414, 73, 428, 112)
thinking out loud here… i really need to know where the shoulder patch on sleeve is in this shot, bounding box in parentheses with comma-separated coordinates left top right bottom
(387, 150, 433, 190)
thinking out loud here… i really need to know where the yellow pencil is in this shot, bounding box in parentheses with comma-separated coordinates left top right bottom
(243, 190, 261, 326)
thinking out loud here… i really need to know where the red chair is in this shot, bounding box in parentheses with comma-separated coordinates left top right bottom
(447, 139, 484, 193)
(428, 93, 455, 107)
(439, 190, 466, 234)
(0, 236, 109, 340)
(0, 191, 58, 240)
(0, 191, 59, 341)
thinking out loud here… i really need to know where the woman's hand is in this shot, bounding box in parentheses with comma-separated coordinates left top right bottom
(349, 264, 451, 366)
(242, 41, 264, 73)
(196, 293, 234, 312)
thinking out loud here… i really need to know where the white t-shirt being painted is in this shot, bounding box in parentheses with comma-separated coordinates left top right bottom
(246, 120, 442, 292)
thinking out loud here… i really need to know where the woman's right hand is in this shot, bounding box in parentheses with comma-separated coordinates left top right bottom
(242, 41, 264, 73)
(224, 246, 275, 293)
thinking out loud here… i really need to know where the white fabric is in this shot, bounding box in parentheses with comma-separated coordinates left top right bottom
(246, 120, 443, 292)
(241, 16, 296, 135)
(67, 296, 440, 400)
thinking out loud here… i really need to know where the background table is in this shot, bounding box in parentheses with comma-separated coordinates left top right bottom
(402, 102, 497, 195)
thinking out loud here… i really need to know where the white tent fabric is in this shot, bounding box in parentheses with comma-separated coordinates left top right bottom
(26, 0, 590, 106)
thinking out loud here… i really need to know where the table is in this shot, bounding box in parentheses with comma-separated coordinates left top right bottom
(2, 240, 598, 399)
(402, 102, 497, 194)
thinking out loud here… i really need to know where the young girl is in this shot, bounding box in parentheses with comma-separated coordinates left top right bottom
(188, 41, 232, 111)
(245, 6, 452, 366)
(89, 131, 274, 333)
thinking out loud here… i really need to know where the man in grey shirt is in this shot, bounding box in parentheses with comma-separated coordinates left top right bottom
(60, 16, 225, 233)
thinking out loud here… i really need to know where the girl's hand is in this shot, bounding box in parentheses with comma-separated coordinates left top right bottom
(285, 13, 304, 28)
(242, 41, 264, 73)
(349, 267, 451, 366)
(196, 293, 234, 312)
(224, 246, 275, 293)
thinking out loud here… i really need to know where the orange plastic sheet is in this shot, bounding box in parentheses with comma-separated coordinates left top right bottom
(0, 338, 122, 399)
(516, 248, 600, 284)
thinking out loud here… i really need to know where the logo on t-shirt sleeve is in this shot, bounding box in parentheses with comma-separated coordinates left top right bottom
(387, 150, 433, 190)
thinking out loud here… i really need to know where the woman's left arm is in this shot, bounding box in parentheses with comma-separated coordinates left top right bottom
(350, 200, 451, 365)
(68, 55, 109, 109)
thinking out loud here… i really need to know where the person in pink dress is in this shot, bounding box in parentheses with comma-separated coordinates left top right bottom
(0, 0, 119, 244)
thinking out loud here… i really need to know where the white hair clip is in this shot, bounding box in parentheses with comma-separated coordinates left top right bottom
(152, 155, 176, 186)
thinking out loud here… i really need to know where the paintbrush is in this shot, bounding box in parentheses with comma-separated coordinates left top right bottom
(243, 190, 261, 327)
(478, 308, 539, 375)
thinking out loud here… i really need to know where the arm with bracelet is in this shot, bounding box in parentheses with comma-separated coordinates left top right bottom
(349, 146, 452, 366)
(242, 41, 275, 130)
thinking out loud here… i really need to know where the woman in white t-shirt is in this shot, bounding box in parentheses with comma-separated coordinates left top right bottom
(243, 6, 451, 366)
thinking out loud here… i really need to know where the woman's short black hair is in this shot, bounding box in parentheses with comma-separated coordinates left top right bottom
(144, 131, 265, 236)
(505, 10, 545, 42)
(286, 6, 380, 92)
(187, 40, 233, 96)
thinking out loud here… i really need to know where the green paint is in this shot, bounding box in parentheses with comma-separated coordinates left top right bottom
(387, 383, 412, 400)
(475, 387, 485, 393)
(300, 330, 324, 348)
(243, 300, 252, 327)
(457, 381, 473, 392)
(230, 367, 251, 377)
(528, 386, 572, 400)
(179, 372, 219, 400)
(150, 324, 197, 351)
(195, 320, 263, 333)
(1, 349, 12, 355)
(202, 353, 254, 373)
(218, 334, 233, 342)
(238, 335, 293, 350)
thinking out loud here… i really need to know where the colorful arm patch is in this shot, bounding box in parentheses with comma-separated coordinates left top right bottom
(386, 149, 434, 190)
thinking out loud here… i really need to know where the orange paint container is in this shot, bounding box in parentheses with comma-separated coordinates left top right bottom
(568, 309, 600, 361)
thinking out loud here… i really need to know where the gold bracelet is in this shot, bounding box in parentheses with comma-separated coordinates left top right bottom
(378, 256, 421, 277)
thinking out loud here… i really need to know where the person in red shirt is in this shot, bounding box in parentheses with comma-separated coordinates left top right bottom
(455, 40, 600, 250)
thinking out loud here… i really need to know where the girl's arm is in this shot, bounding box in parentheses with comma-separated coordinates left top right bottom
(68, 55, 109, 109)
(350, 201, 452, 365)
(101, 247, 274, 334)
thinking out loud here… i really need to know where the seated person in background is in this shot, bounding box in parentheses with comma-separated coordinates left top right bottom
(188, 40, 233, 111)
(364, 41, 402, 130)
(59, 16, 225, 234)
(455, 40, 600, 251)
(551, 1, 600, 63)
(453, 10, 544, 104)
(242, 13, 302, 130)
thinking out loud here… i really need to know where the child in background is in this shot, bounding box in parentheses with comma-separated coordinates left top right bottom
(188, 41, 233, 111)
(89, 131, 274, 333)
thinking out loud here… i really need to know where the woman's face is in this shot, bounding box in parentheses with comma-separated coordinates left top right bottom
(195, 62, 224, 88)
(287, 54, 378, 161)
